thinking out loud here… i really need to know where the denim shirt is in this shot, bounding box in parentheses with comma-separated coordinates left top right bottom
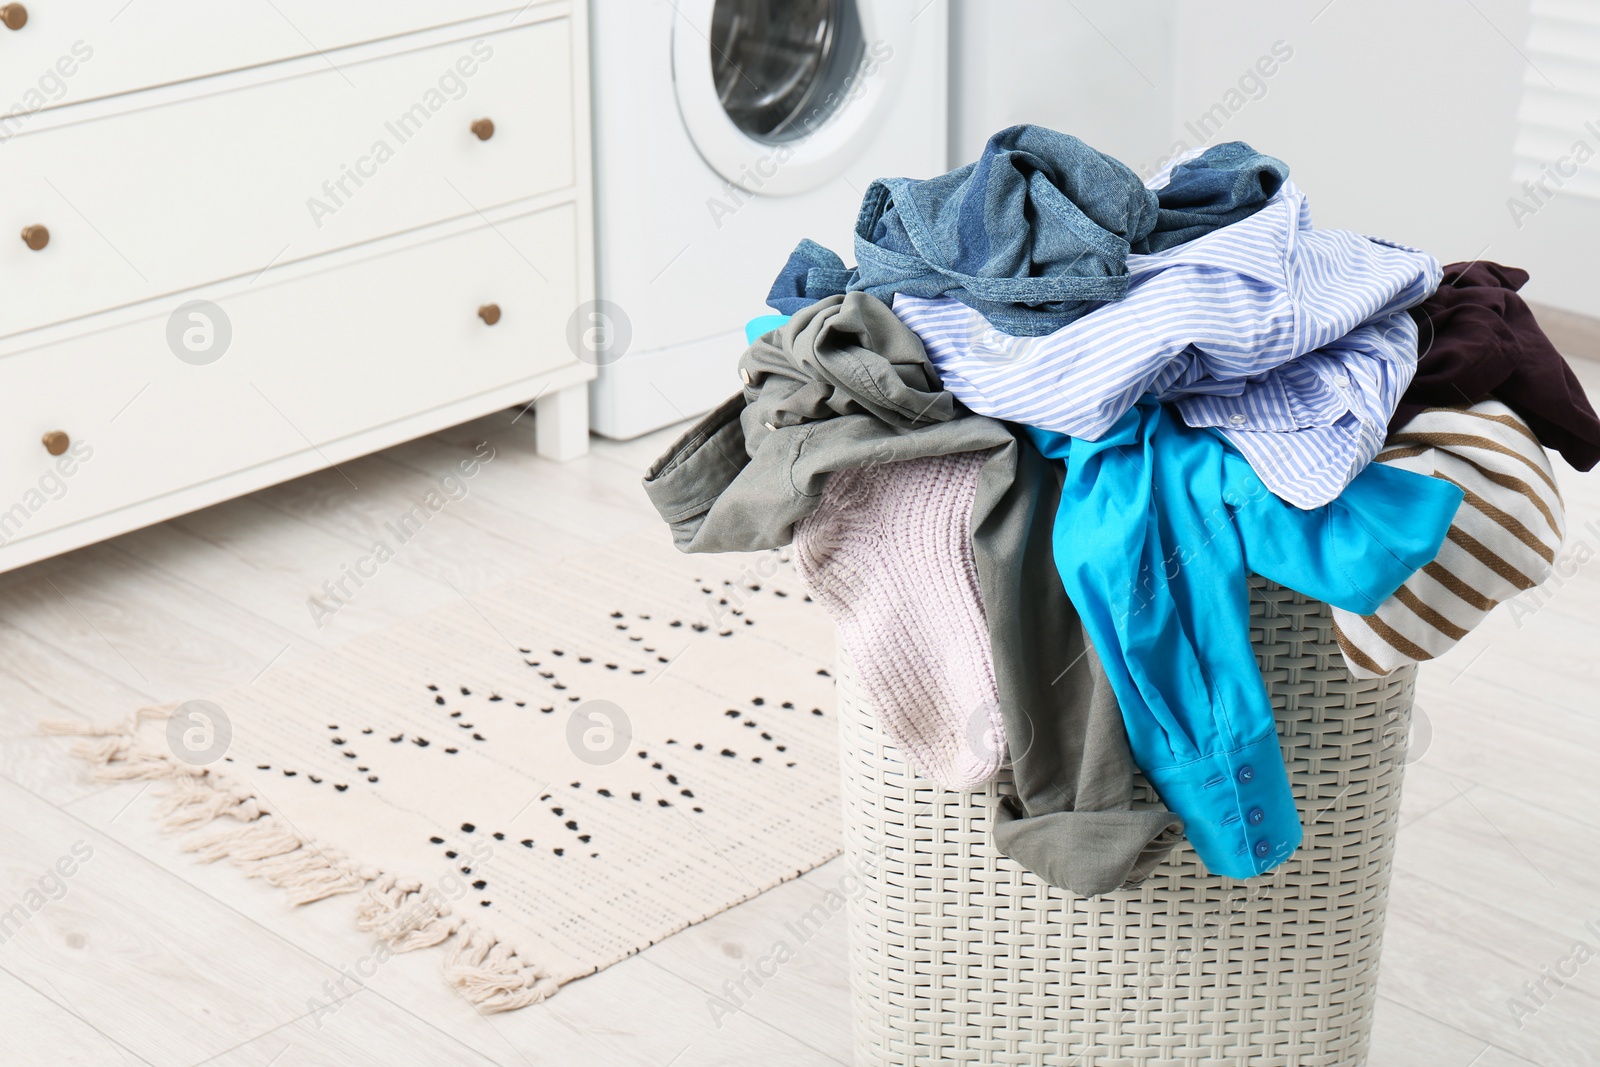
(766, 125, 1288, 336)
(1029, 401, 1462, 879)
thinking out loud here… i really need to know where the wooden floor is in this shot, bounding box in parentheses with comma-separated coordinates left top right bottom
(3, 359, 1599, 1066)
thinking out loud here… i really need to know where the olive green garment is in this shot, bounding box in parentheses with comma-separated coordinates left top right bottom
(643, 292, 1182, 894)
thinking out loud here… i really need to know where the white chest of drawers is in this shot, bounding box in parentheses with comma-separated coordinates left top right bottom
(0, 3, 595, 574)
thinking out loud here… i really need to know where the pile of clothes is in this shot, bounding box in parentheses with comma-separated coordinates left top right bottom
(644, 125, 1600, 893)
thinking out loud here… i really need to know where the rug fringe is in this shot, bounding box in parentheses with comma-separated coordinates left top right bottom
(444, 927, 561, 1013)
(157, 780, 264, 829)
(356, 874, 464, 952)
(41, 707, 561, 1010)
(182, 820, 367, 904)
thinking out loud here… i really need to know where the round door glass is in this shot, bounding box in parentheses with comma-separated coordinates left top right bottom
(709, 0, 865, 145)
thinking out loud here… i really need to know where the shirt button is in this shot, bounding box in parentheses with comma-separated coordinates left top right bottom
(1254, 840, 1271, 858)
(1238, 765, 1254, 783)
(1248, 807, 1265, 825)
(1228, 413, 1247, 425)
(740, 368, 753, 385)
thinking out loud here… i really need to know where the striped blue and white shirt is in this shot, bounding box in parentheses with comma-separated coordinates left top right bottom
(892, 179, 1442, 509)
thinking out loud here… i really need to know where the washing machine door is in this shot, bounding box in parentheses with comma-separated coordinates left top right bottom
(671, 0, 914, 196)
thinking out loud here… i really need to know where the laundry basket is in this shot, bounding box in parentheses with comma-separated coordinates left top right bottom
(835, 576, 1416, 1067)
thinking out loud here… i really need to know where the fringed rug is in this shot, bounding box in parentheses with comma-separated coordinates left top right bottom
(46, 531, 840, 1012)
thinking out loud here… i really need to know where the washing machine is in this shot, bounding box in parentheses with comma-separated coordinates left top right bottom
(586, 0, 949, 439)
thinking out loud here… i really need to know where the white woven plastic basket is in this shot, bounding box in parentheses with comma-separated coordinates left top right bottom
(836, 577, 1415, 1067)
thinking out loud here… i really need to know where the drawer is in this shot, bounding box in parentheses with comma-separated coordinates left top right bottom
(0, 204, 579, 548)
(0, 1, 529, 114)
(2, 19, 575, 339)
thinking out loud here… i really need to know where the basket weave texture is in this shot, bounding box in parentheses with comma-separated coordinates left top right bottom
(836, 577, 1416, 1067)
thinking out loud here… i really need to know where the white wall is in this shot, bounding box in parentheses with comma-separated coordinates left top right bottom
(1168, 0, 1600, 317)
(947, 0, 1175, 172)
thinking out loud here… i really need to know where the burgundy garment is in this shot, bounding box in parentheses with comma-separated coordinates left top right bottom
(1393, 261, 1600, 471)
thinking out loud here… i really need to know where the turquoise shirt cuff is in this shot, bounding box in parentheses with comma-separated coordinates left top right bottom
(1139, 730, 1302, 879)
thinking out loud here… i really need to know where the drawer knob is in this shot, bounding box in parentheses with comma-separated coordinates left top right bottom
(471, 118, 495, 141)
(0, 5, 26, 30)
(42, 430, 69, 456)
(21, 224, 49, 250)
(477, 303, 502, 326)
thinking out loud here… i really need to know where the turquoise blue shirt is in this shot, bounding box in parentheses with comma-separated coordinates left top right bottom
(744, 315, 791, 344)
(1029, 400, 1462, 879)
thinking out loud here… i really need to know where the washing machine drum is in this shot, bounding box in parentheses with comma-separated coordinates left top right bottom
(672, 0, 913, 196)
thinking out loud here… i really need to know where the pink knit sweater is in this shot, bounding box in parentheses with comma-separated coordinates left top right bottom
(792, 452, 1005, 789)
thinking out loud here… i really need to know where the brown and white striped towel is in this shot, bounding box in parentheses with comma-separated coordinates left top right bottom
(1332, 400, 1566, 678)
